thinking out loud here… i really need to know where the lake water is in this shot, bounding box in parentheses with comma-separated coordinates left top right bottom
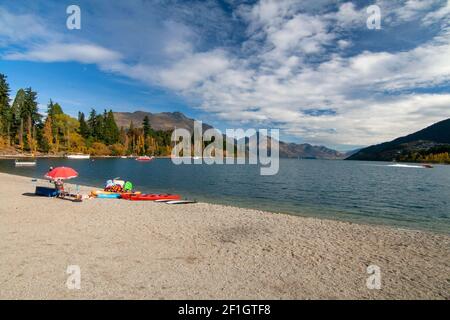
(1, 158, 449, 234)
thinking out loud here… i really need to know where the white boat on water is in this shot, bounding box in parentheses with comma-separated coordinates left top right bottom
(15, 159, 37, 166)
(388, 163, 425, 169)
(66, 154, 90, 159)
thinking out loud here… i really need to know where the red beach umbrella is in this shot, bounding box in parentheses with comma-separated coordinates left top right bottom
(45, 166, 79, 180)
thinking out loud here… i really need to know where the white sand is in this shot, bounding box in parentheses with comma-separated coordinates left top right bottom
(0, 172, 448, 299)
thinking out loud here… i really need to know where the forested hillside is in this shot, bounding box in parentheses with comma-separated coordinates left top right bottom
(0, 73, 173, 156)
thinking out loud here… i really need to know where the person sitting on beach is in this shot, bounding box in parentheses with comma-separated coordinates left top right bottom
(46, 167, 54, 185)
(54, 179, 65, 198)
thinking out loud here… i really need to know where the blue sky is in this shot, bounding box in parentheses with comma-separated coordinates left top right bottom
(1, 0, 450, 151)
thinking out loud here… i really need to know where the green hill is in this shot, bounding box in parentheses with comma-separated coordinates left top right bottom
(347, 118, 450, 162)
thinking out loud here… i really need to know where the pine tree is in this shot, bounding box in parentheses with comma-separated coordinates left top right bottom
(18, 118, 24, 152)
(16, 88, 41, 134)
(0, 71, 182, 156)
(94, 114, 104, 140)
(26, 116, 32, 152)
(87, 109, 97, 130)
(103, 110, 119, 144)
(142, 115, 153, 153)
(0, 74, 10, 137)
(143, 115, 152, 137)
(128, 121, 135, 154)
(25, 116, 37, 154)
(46, 100, 63, 144)
(87, 109, 104, 141)
(21, 87, 41, 126)
(10, 89, 26, 144)
(47, 99, 63, 119)
(78, 112, 90, 138)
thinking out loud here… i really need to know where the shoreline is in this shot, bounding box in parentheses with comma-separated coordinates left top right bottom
(0, 169, 445, 236)
(1, 154, 448, 165)
(0, 171, 449, 299)
(1, 169, 448, 236)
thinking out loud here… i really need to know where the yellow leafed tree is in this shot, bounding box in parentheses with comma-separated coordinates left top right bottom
(43, 117, 54, 153)
(68, 132, 86, 153)
(136, 134, 145, 155)
(26, 116, 37, 154)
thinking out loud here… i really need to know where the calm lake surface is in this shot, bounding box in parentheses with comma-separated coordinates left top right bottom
(1, 158, 449, 234)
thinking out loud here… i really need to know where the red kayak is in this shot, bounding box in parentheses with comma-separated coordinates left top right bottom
(118, 192, 141, 199)
(125, 193, 181, 201)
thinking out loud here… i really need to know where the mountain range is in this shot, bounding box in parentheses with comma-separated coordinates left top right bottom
(347, 118, 450, 161)
(114, 111, 213, 132)
(277, 141, 345, 159)
(113, 111, 346, 159)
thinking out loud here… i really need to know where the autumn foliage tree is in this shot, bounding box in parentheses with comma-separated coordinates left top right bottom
(0, 72, 178, 157)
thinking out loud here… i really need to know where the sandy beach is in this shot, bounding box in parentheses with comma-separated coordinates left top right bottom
(0, 172, 449, 299)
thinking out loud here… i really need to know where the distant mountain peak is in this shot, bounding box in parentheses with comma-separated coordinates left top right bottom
(113, 110, 211, 132)
(132, 110, 153, 116)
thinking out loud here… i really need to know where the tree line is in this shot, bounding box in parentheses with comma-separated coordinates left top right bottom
(396, 145, 450, 164)
(0, 73, 173, 156)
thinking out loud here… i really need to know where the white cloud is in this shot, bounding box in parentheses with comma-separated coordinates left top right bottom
(167, 5, 450, 146)
(282, 94, 450, 145)
(395, 0, 438, 22)
(0, 7, 55, 43)
(267, 14, 333, 56)
(374, 0, 444, 25)
(333, 2, 366, 28)
(156, 49, 230, 91)
(337, 39, 351, 49)
(2, 1, 450, 148)
(423, 0, 450, 24)
(4, 43, 122, 64)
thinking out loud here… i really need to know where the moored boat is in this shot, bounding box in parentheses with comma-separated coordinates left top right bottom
(136, 155, 154, 161)
(15, 159, 37, 166)
(66, 154, 90, 159)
